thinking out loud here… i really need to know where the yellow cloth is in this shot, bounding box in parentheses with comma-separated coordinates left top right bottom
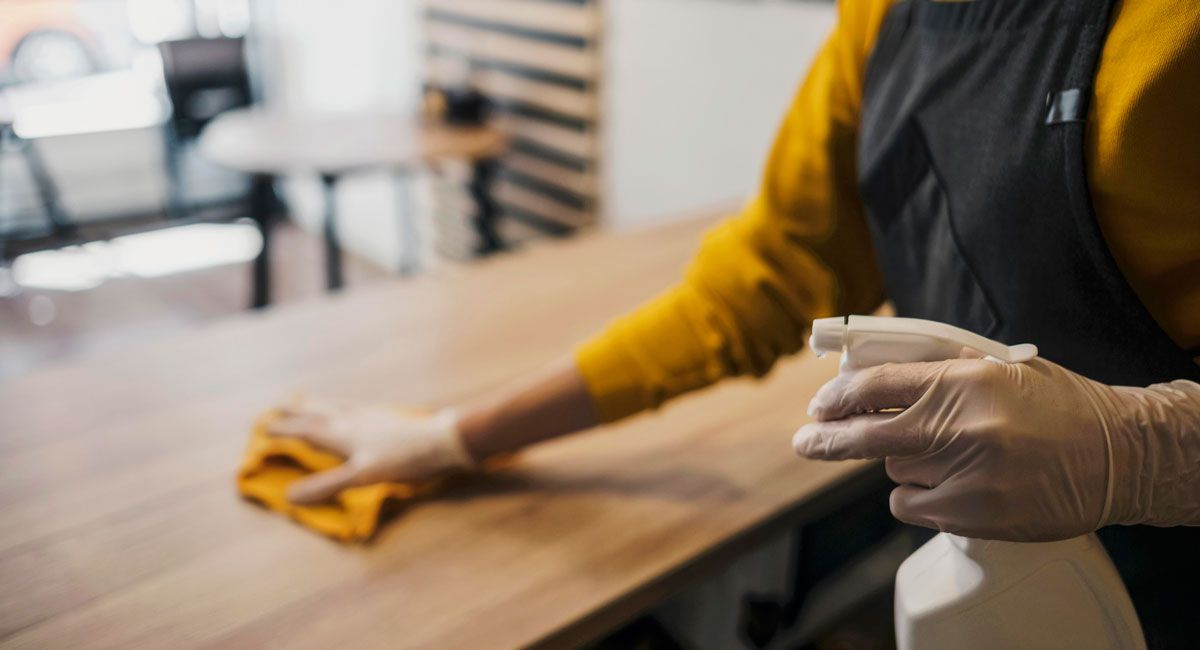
(237, 411, 429, 542)
(577, 0, 1200, 423)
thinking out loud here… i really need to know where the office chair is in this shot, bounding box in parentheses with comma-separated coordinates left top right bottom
(158, 36, 255, 217)
(158, 37, 278, 308)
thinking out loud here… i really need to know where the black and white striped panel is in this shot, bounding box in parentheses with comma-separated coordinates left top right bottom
(424, 0, 601, 233)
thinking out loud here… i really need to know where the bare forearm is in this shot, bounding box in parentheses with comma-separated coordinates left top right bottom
(457, 357, 600, 461)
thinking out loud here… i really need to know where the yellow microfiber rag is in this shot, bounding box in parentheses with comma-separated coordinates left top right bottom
(237, 410, 446, 543)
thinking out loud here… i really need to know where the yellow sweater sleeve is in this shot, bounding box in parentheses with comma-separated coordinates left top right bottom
(576, 1, 894, 423)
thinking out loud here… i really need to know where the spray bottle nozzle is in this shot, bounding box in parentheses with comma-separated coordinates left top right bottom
(809, 317, 849, 358)
(809, 315, 1038, 367)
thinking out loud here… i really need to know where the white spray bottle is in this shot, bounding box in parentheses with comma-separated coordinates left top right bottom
(809, 316, 1145, 650)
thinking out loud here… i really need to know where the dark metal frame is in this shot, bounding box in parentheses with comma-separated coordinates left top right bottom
(311, 157, 503, 297)
(0, 121, 76, 241)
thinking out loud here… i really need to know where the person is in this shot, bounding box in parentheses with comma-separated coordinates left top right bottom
(268, 0, 1200, 645)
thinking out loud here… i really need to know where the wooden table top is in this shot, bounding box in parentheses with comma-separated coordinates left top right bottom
(199, 108, 507, 176)
(0, 215, 873, 649)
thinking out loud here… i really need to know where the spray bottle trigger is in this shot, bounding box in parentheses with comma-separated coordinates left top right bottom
(996, 343, 1038, 363)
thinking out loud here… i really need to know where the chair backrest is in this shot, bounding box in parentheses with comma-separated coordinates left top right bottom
(158, 37, 252, 141)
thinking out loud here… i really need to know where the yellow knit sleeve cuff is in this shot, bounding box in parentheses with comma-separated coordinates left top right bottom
(574, 330, 650, 424)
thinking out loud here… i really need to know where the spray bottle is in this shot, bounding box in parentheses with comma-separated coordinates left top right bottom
(809, 315, 1145, 650)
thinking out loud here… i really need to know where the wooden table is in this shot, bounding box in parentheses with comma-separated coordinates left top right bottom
(199, 108, 508, 303)
(0, 215, 877, 649)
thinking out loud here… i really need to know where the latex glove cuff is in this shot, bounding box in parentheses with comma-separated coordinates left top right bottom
(428, 408, 478, 472)
(1105, 380, 1200, 528)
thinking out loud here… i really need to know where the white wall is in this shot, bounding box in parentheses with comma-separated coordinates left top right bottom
(255, 0, 421, 113)
(603, 0, 835, 229)
(254, 0, 426, 272)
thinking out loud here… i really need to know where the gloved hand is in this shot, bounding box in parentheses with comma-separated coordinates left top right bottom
(267, 398, 477, 504)
(792, 355, 1200, 541)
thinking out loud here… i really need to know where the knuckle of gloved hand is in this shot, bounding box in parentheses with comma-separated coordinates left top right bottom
(883, 457, 903, 482)
(886, 412, 932, 456)
(807, 387, 836, 420)
(887, 488, 911, 519)
(333, 416, 361, 440)
(843, 368, 883, 412)
(971, 486, 1014, 525)
(855, 362, 890, 387)
(791, 429, 811, 456)
(884, 456, 924, 484)
(804, 428, 831, 456)
(831, 385, 858, 419)
(889, 490, 940, 529)
(353, 461, 389, 484)
(969, 419, 1021, 462)
(950, 358, 1005, 387)
(815, 373, 860, 419)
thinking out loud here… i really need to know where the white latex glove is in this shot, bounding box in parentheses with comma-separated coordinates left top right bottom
(792, 355, 1200, 542)
(267, 398, 476, 504)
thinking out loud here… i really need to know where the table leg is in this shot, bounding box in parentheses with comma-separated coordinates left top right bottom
(0, 126, 7, 225)
(469, 158, 503, 255)
(395, 171, 419, 276)
(321, 173, 344, 291)
(162, 126, 185, 220)
(249, 174, 276, 309)
(18, 132, 75, 238)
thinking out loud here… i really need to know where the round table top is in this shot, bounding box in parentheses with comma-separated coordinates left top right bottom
(198, 108, 507, 175)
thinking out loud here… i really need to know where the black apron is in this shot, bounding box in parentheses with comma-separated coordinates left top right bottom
(856, 1, 1200, 647)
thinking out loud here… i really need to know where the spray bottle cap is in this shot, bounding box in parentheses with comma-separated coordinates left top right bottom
(809, 315, 1038, 363)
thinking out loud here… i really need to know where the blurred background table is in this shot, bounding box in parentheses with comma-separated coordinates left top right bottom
(0, 215, 888, 649)
(200, 108, 507, 300)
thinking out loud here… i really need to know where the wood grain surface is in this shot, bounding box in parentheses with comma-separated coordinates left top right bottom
(0, 215, 876, 649)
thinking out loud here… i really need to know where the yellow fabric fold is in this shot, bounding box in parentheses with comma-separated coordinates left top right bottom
(237, 411, 437, 543)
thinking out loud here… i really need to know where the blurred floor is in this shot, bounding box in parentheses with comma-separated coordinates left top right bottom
(0, 221, 388, 380)
(805, 590, 895, 650)
(588, 591, 894, 650)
